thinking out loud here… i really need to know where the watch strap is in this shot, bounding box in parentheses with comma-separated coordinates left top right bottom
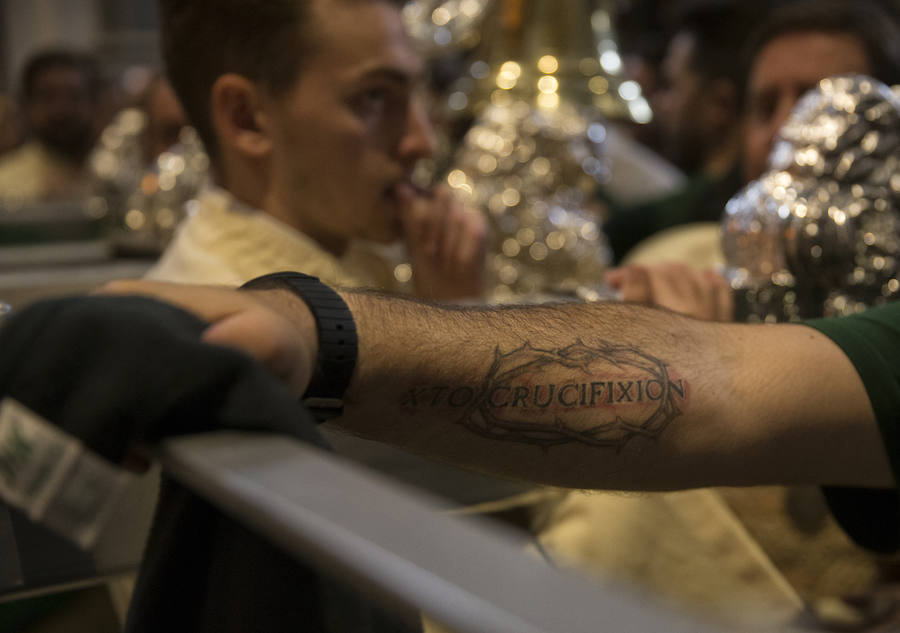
(240, 272, 357, 421)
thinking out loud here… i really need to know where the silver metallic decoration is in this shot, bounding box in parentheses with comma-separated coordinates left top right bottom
(450, 97, 611, 301)
(402, 0, 492, 57)
(403, 0, 653, 301)
(89, 108, 209, 254)
(405, 0, 651, 123)
(723, 75, 900, 322)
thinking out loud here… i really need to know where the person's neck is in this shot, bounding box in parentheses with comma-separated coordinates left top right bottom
(219, 171, 264, 214)
(261, 190, 349, 257)
(220, 156, 349, 257)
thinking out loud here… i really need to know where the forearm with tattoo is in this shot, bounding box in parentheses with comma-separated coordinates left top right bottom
(93, 279, 892, 488)
(331, 293, 725, 489)
(328, 288, 893, 489)
(399, 340, 687, 452)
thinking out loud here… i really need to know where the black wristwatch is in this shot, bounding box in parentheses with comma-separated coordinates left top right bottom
(240, 272, 357, 422)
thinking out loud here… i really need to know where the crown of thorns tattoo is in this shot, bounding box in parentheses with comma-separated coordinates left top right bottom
(456, 340, 682, 452)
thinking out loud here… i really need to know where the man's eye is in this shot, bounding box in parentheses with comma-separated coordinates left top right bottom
(354, 89, 390, 116)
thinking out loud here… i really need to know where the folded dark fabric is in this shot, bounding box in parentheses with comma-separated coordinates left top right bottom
(0, 295, 418, 633)
(0, 295, 325, 459)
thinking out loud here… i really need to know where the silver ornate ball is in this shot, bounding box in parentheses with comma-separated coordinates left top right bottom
(724, 75, 900, 321)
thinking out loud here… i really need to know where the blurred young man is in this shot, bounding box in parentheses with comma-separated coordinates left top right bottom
(149, 1, 521, 536)
(609, 0, 900, 266)
(742, 0, 900, 181)
(613, 0, 900, 303)
(0, 49, 100, 203)
(150, 0, 486, 301)
(602, 0, 760, 262)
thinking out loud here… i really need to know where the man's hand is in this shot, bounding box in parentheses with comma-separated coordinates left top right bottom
(97, 280, 317, 397)
(605, 262, 735, 322)
(398, 184, 487, 301)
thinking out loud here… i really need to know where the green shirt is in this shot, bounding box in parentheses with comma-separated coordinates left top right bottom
(805, 302, 900, 553)
(599, 166, 743, 263)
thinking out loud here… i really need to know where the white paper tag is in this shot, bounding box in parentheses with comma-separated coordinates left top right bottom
(0, 399, 132, 549)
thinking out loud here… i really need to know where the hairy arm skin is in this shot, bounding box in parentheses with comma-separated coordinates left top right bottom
(337, 291, 891, 490)
(98, 280, 893, 491)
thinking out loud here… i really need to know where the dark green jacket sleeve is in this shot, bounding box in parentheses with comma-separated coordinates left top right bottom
(805, 302, 900, 553)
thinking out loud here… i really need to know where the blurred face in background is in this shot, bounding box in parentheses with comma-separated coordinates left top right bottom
(25, 64, 96, 161)
(653, 31, 737, 175)
(260, 0, 436, 254)
(742, 31, 871, 182)
(653, 32, 707, 172)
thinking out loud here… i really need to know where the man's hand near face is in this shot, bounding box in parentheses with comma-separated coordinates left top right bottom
(398, 184, 488, 301)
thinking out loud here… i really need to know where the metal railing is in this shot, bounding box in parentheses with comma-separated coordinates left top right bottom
(158, 430, 762, 633)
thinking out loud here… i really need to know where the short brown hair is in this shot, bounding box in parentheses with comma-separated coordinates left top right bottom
(157, 0, 311, 161)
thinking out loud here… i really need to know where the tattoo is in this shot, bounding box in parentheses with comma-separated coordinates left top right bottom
(400, 340, 686, 452)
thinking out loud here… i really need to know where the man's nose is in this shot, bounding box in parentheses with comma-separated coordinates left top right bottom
(398, 98, 437, 162)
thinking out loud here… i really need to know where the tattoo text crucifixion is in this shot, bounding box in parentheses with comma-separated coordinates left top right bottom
(400, 340, 687, 452)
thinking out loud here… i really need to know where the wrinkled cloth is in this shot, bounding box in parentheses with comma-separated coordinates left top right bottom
(149, 187, 402, 290)
(0, 295, 416, 633)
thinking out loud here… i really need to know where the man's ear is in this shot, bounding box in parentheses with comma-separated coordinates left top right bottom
(210, 74, 271, 159)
